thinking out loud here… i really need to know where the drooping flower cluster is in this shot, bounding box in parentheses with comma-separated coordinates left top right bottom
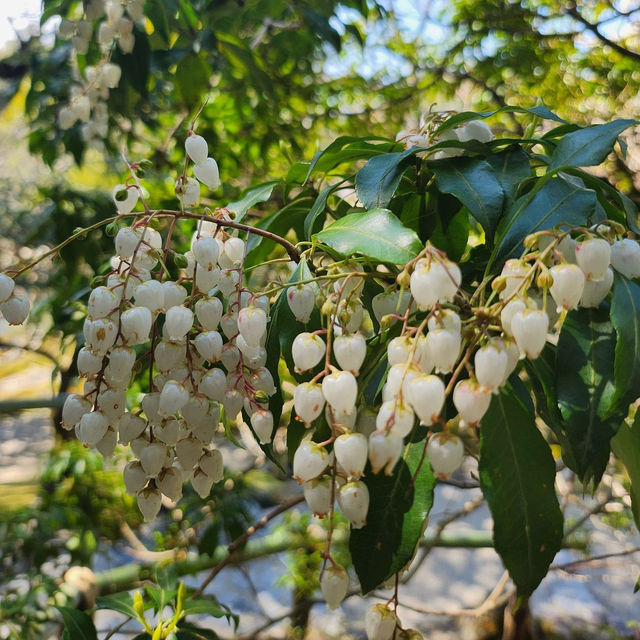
(59, 134, 273, 521)
(56, 0, 146, 149)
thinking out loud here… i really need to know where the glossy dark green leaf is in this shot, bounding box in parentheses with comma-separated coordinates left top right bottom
(549, 119, 637, 170)
(350, 441, 436, 594)
(490, 176, 596, 269)
(95, 593, 137, 618)
(556, 307, 618, 485)
(485, 146, 532, 205)
(611, 411, 640, 531)
(355, 149, 418, 209)
(479, 385, 563, 597)
(227, 182, 277, 223)
(432, 157, 504, 239)
(608, 275, 640, 417)
(55, 607, 98, 640)
(314, 208, 422, 265)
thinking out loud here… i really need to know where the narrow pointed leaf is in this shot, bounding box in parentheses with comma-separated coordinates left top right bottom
(350, 441, 436, 594)
(314, 208, 422, 264)
(549, 119, 637, 170)
(491, 176, 596, 268)
(479, 385, 563, 597)
(355, 149, 418, 209)
(485, 146, 532, 205)
(226, 181, 277, 223)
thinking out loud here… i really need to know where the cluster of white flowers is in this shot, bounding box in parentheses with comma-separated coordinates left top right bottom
(59, 134, 273, 521)
(287, 223, 640, 613)
(56, 0, 145, 148)
(0, 274, 30, 326)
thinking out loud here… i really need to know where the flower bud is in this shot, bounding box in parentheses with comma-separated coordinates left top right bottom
(185, 134, 208, 164)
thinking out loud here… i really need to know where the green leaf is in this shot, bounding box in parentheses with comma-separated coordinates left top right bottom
(314, 208, 422, 265)
(350, 441, 436, 594)
(227, 182, 277, 223)
(549, 119, 637, 170)
(182, 598, 230, 617)
(556, 307, 619, 485)
(301, 8, 341, 51)
(431, 157, 504, 239)
(479, 385, 563, 597)
(491, 176, 596, 269)
(608, 275, 640, 417)
(176, 623, 220, 639)
(611, 412, 640, 531)
(485, 146, 533, 205)
(355, 149, 418, 209)
(95, 593, 137, 618)
(55, 607, 98, 640)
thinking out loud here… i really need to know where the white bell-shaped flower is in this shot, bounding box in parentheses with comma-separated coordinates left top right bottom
(250, 409, 274, 444)
(292, 332, 326, 372)
(194, 157, 220, 189)
(334, 432, 368, 479)
(165, 305, 194, 341)
(575, 238, 610, 281)
(368, 429, 403, 475)
(474, 342, 508, 391)
(406, 374, 445, 425)
(293, 440, 329, 483)
(425, 329, 461, 374)
(580, 267, 613, 308)
(303, 476, 333, 517)
(287, 284, 315, 323)
(120, 306, 152, 345)
(322, 370, 357, 417)
(549, 264, 585, 312)
(427, 433, 464, 476)
(185, 134, 208, 164)
(452, 379, 492, 425)
(610, 238, 640, 279)
(333, 333, 366, 374)
(320, 565, 349, 610)
(511, 309, 549, 359)
(337, 480, 369, 529)
(293, 382, 325, 426)
(375, 400, 415, 437)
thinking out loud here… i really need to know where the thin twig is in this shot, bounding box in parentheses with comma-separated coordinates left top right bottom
(192, 494, 305, 598)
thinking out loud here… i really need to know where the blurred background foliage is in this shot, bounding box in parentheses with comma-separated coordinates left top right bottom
(0, 1, 639, 636)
